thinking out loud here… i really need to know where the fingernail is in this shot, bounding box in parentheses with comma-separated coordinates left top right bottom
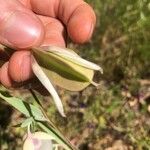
(1, 11, 44, 49)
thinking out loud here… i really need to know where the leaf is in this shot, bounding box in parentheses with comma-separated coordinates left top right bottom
(21, 117, 34, 128)
(31, 56, 65, 117)
(0, 89, 76, 150)
(32, 46, 102, 91)
(41, 46, 79, 56)
(0, 91, 47, 121)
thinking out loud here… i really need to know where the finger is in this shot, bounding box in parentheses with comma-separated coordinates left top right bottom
(8, 51, 33, 83)
(25, 0, 96, 43)
(38, 15, 66, 47)
(0, 62, 13, 87)
(0, 0, 44, 49)
(67, 3, 96, 43)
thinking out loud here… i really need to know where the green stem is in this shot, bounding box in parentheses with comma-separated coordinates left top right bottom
(29, 89, 77, 150)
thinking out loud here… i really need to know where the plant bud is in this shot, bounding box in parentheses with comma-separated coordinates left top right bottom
(23, 131, 53, 150)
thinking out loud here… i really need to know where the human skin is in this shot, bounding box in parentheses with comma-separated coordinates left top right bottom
(0, 0, 96, 87)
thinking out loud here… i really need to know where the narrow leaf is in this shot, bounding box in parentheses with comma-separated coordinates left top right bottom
(33, 46, 103, 73)
(0, 91, 47, 121)
(31, 56, 65, 117)
(41, 46, 79, 56)
(21, 117, 34, 128)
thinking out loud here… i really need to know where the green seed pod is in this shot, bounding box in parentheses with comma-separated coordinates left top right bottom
(31, 46, 103, 116)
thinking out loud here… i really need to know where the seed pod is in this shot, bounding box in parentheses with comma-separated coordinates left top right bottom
(32, 46, 103, 92)
(31, 46, 103, 116)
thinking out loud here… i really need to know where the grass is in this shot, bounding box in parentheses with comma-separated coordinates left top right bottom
(0, 0, 150, 149)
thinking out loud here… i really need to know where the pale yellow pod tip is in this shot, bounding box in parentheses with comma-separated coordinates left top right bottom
(91, 81, 100, 87)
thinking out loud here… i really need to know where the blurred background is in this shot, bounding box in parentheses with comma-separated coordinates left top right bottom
(0, 0, 150, 149)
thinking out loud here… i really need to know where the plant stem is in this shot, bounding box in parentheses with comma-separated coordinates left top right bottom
(29, 89, 77, 150)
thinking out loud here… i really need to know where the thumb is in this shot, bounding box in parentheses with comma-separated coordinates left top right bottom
(0, 0, 44, 49)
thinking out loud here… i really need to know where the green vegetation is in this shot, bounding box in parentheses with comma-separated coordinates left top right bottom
(0, 0, 150, 149)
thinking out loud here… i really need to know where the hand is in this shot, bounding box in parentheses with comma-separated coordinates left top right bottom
(0, 0, 96, 87)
